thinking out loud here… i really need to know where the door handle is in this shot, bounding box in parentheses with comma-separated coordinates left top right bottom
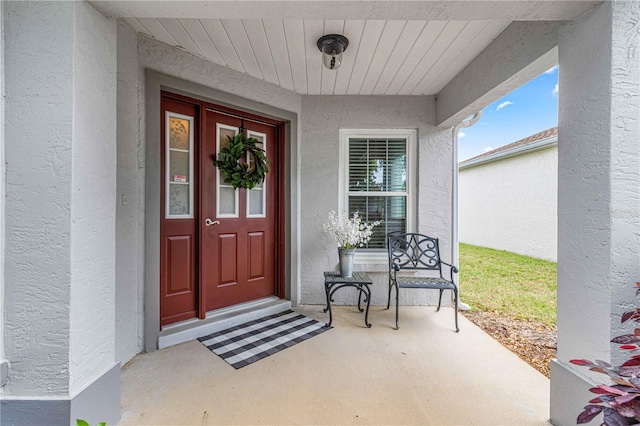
(205, 218, 220, 227)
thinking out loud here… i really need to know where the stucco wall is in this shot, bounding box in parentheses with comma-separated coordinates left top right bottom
(69, 2, 117, 395)
(0, 0, 5, 382)
(4, 0, 118, 397)
(459, 146, 558, 261)
(4, 0, 74, 396)
(552, 2, 640, 425)
(557, 2, 615, 367)
(115, 20, 144, 368)
(300, 96, 453, 306)
(607, 0, 640, 358)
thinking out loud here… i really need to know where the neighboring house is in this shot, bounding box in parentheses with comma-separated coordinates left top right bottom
(0, 2, 638, 426)
(459, 127, 558, 261)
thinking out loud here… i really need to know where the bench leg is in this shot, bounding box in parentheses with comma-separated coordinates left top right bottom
(387, 279, 395, 310)
(323, 282, 333, 327)
(395, 287, 400, 330)
(363, 284, 372, 328)
(437, 289, 444, 311)
(453, 288, 460, 332)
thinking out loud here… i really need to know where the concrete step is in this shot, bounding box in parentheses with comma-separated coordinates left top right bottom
(158, 297, 292, 349)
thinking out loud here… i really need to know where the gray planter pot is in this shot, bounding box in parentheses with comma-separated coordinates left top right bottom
(338, 247, 356, 277)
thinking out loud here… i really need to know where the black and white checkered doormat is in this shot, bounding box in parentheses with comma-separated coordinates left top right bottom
(197, 310, 330, 369)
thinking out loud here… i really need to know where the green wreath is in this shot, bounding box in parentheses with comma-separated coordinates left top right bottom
(213, 133, 270, 190)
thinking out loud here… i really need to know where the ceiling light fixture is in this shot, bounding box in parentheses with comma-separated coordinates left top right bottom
(317, 34, 349, 70)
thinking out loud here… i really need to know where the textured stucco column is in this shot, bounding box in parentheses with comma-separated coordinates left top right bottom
(0, 0, 7, 388)
(115, 19, 144, 368)
(2, 2, 120, 425)
(552, 2, 640, 425)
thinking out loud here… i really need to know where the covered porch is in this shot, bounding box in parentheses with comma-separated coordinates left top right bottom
(2, 1, 639, 425)
(120, 306, 552, 425)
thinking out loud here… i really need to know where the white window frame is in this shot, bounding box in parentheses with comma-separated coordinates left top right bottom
(339, 128, 417, 264)
(246, 129, 267, 218)
(165, 111, 194, 219)
(216, 123, 240, 218)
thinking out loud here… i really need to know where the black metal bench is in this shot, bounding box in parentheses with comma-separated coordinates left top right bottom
(387, 233, 459, 331)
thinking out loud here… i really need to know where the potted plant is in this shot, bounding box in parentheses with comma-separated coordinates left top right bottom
(571, 282, 640, 425)
(323, 210, 380, 277)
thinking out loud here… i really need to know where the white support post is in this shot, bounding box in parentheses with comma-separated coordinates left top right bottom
(451, 112, 482, 311)
(552, 2, 640, 425)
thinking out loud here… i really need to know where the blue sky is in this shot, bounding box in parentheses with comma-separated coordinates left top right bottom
(458, 65, 559, 161)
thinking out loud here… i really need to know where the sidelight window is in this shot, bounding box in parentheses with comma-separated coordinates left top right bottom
(166, 112, 194, 219)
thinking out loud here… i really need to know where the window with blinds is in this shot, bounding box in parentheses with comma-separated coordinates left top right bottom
(347, 137, 409, 249)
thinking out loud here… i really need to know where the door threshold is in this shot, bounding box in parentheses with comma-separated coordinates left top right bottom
(158, 297, 291, 349)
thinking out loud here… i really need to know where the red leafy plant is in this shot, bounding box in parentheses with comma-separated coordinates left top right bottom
(571, 282, 640, 425)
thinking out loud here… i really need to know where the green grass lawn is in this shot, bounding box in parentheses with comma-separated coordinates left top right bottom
(459, 243, 557, 327)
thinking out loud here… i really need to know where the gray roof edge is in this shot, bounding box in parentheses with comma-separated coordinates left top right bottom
(458, 135, 558, 170)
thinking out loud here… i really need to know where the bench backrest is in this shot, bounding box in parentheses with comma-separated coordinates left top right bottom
(388, 233, 442, 271)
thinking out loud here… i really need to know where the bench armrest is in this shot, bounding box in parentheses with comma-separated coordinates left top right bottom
(441, 261, 458, 274)
(441, 261, 458, 282)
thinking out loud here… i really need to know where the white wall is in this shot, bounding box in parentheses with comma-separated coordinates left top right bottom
(0, 0, 5, 383)
(557, 2, 615, 366)
(300, 96, 453, 306)
(552, 2, 640, 425)
(459, 146, 558, 261)
(69, 1, 117, 395)
(115, 19, 143, 367)
(4, 0, 74, 396)
(4, 0, 118, 397)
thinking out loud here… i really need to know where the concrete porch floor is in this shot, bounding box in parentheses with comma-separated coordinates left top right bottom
(120, 305, 550, 425)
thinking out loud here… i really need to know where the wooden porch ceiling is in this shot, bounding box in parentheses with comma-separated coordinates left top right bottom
(123, 18, 509, 95)
(92, 1, 599, 97)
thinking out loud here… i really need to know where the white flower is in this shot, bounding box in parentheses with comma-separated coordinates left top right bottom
(323, 210, 381, 249)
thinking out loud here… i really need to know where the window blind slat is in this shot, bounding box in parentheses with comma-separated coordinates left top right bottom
(349, 138, 407, 193)
(348, 195, 407, 249)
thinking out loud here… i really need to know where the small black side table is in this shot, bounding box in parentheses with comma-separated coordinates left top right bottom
(323, 271, 373, 328)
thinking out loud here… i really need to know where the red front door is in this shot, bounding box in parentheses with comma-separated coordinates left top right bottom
(160, 98, 199, 326)
(201, 109, 278, 310)
(160, 94, 281, 326)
